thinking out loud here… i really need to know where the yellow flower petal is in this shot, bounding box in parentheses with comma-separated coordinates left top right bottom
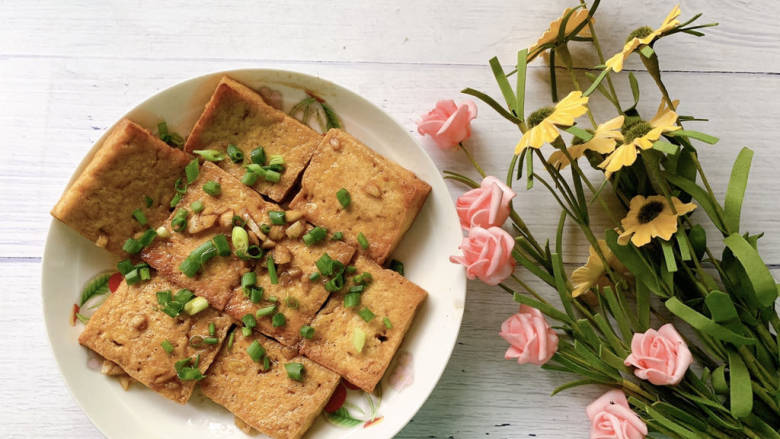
(618, 194, 697, 247)
(599, 143, 638, 177)
(529, 8, 593, 59)
(605, 39, 640, 73)
(515, 120, 561, 154)
(549, 91, 589, 126)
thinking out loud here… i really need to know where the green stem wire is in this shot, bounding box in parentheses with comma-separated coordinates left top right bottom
(458, 142, 486, 178)
(579, 0, 622, 112)
(510, 274, 549, 304)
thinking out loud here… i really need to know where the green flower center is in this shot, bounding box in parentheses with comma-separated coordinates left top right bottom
(624, 121, 653, 143)
(622, 115, 642, 133)
(637, 200, 665, 224)
(528, 107, 554, 128)
(627, 26, 653, 43)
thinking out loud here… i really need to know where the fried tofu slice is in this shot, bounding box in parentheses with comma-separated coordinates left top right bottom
(51, 119, 192, 255)
(289, 129, 431, 264)
(183, 76, 321, 202)
(142, 162, 280, 310)
(224, 237, 355, 346)
(300, 255, 427, 392)
(78, 274, 232, 404)
(200, 332, 340, 439)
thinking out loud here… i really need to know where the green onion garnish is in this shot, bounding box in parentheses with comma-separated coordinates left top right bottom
(202, 181, 221, 197)
(171, 208, 189, 233)
(212, 234, 231, 256)
(285, 296, 299, 309)
(352, 328, 366, 353)
(344, 293, 361, 308)
(203, 336, 218, 345)
(226, 144, 244, 163)
(324, 274, 344, 292)
(232, 216, 247, 227)
(232, 226, 249, 256)
(241, 171, 258, 186)
(244, 245, 264, 260)
(178, 257, 200, 278)
(268, 211, 286, 225)
(346, 265, 357, 275)
(179, 240, 217, 277)
(242, 327, 252, 337)
(336, 188, 351, 208)
(184, 296, 208, 315)
(122, 237, 143, 254)
(255, 304, 277, 317)
(124, 268, 141, 285)
(357, 232, 369, 250)
(284, 362, 304, 381)
(268, 154, 285, 166)
(349, 285, 365, 294)
(300, 325, 315, 339)
(331, 231, 343, 241)
(383, 317, 392, 329)
(358, 307, 375, 322)
(139, 266, 151, 281)
(308, 272, 321, 281)
(176, 289, 195, 304)
(170, 192, 183, 208)
(161, 340, 174, 354)
(117, 259, 134, 275)
(139, 229, 157, 247)
(185, 158, 200, 184)
(174, 356, 204, 381)
(242, 272, 257, 290)
(268, 295, 279, 302)
(267, 255, 278, 284)
(156, 290, 172, 306)
(190, 200, 204, 213)
(208, 322, 216, 336)
(262, 356, 271, 371)
(144, 195, 153, 208)
(194, 149, 225, 162)
(315, 253, 335, 276)
(249, 287, 263, 303)
(353, 272, 373, 285)
(132, 208, 148, 226)
(242, 314, 257, 330)
(260, 224, 271, 234)
(264, 169, 281, 183)
(227, 330, 235, 351)
(250, 146, 266, 165)
(302, 226, 328, 246)
(247, 340, 266, 363)
(389, 259, 405, 276)
(272, 312, 286, 327)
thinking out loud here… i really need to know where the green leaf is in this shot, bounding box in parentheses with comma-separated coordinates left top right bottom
(665, 173, 727, 233)
(515, 49, 528, 121)
(669, 130, 719, 144)
(723, 147, 753, 233)
(551, 253, 575, 320)
(555, 210, 566, 256)
(461, 87, 521, 124)
(489, 56, 517, 114)
(601, 287, 632, 340)
(575, 319, 599, 350)
(651, 401, 709, 432)
(513, 292, 571, 323)
(704, 291, 739, 323)
(592, 313, 629, 358)
(636, 281, 650, 331)
(743, 414, 780, 439)
(525, 149, 534, 189)
(605, 230, 663, 297)
(326, 407, 363, 427)
(665, 297, 755, 345)
(583, 68, 608, 97)
(639, 45, 655, 58)
(628, 72, 640, 109)
(511, 247, 554, 286)
(571, 341, 618, 378)
(675, 231, 692, 261)
(711, 365, 728, 394)
(653, 140, 679, 155)
(724, 233, 778, 308)
(320, 101, 342, 130)
(551, 378, 604, 396)
(660, 240, 678, 273)
(79, 272, 112, 306)
(727, 349, 752, 418)
(564, 126, 593, 142)
(598, 345, 631, 373)
(630, 398, 701, 439)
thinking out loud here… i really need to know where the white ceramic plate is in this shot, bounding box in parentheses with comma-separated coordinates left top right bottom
(42, 69, 466, 439)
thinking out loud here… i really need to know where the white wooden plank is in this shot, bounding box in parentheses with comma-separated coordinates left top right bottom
(0, 0, 779, 73)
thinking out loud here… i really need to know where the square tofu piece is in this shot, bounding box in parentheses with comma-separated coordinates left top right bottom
(224, 237, 355, 346)
(184, 76, 322, 202)
(200, 332, 340, 439)
(290, 129, 431, 264)
(142, 162, 280, 310)
(301, 255, 427, 392)
(78, 274, 233, 404)
(52, 119, 192, 255)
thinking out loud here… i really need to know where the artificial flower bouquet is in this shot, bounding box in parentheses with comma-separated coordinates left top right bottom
(419, 2, 780, 438)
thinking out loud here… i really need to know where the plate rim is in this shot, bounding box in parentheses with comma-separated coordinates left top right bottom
(41, 67, 466, 439)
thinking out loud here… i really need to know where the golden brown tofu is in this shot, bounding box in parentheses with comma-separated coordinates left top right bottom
(223, 237, 355, 346)
(184, 76, 321, 202)
(289, 129, 431, 264)
(300, 255, 427, 392)
(78, 275, 232, 404)
(200, 332, 340, 439)
(51, 119, 192, 255)
(142, 162, 281, 310)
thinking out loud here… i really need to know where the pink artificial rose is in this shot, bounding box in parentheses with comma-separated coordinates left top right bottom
(417, 99, 478, 149)
(456, 176, 516, 230)
(449, 226, 515, 285)
(586, 389, 647, 439)
(499, 305, 558, 365)
(624, 323, 692, 386)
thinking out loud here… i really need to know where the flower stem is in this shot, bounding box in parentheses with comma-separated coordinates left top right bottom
(510, 274, 549, 304)
(579, 0, 622, 113)
(458, 142, 486, 178)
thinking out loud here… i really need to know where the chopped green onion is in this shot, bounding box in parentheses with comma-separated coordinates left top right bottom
(245, 164, 265, 175)
(185, 158, 200, 184)
(232, 216, 246, 227)
(226, 144, 244, 163)
(267, 255, 278, 284)
(171, 208, 189, 233)
(308, 272, 321, 281)
(117, 259, 134, 275)
(139, 266, 151, 281)
(158, 121, 169, 137)
(302, 226, 328, 246)
(268, 154, 285, 166)
(124, 268, 141, 285)
(155, 226, 171, 238)
(358, 307, 375, 322)
(132, 208, 148, 226)
(264, 169, 281, 183)
(174, 357, 204, 381)
(348, 285, 365, 294)
(156, 290, 172, 306)
(241, 171, 258, 186)
(242, 314, 257, 329)
(203, 336, 218, 345)
(262, 356, 271, 371)
(170, 192, 183, 208)
(202, 181, 221, 197)
(389, 259, 405, 276)
(260, 224, 271, 234)
(344, 293, 361, 308)
(122, 237, 143, 254)
(179, 240, 217, 277)
(264, 163, 284, 173)
(138, 229, 157, 247)
(249, 287, 263, 303)
(243, 245, 264, 260)
(190, 200, 204, 213)
(284, 362, 304, 381)
(383, 317, 392, 329)
(232, 226, 249, 255)
(250, 146, 266, 165)
(346, 265, 357, 275)
(208, 322, 216, 336)
(272, 312, 286, 327)
(316, 253, 335, 276)
(161, 340, 174, 354)
(285, 296, 299, 309)
(178, 256, 200, 278)
(212, 234, 231, 256)
(331, 231, 343, 241)
(336, 188, 351, 208)
(352, 328, 366, 353)
(300, 325, 315, 339)
(194, 149, 225, 162)
(144, 195, 153, 208)
(357, 232, 369, 250)
(175, 289, 195, 304)
(184, 296, 209, 315)
(268, 211, 286, 225)
(242, 272, 257, 290)
(268, 295, 279, 302)
(227, 330, 235, 350)
(255, 304, 277, 317)
(242, 327, 252, 337)
(324, 274, 344, 292)
(174, 177, 187, 194)
(247, 340, 266, 363)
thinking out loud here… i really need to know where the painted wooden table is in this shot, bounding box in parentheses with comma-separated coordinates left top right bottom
(2, 1, 779, 437)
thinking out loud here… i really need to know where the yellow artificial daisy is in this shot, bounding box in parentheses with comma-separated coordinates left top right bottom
(604, 4, 682, 72)
(515, 91, 589, 154)
(571, 239, 626, 298)
(549, 115, 624, 169)
(598, 99, 680, 177)
(618, 195, 696, 247)
(528, 8, 593, 61)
